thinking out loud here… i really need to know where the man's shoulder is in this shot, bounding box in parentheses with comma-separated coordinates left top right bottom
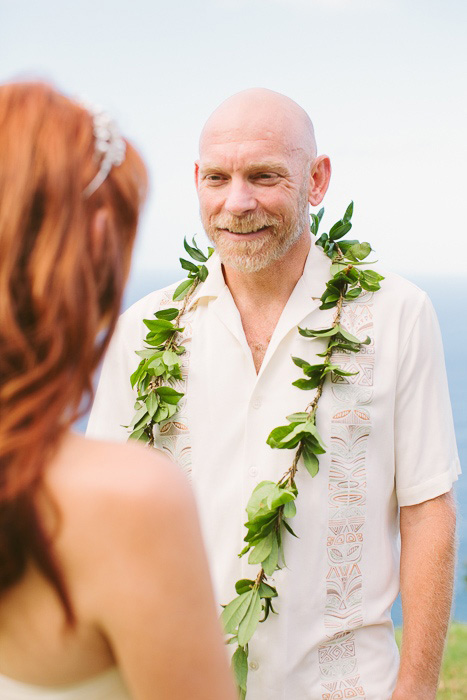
(372, 267, 429, 315)
(119, 278, 185, 330)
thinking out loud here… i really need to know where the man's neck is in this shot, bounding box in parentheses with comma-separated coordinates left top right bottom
(221, 233, 311, 373)
(222, 233, 311, 310)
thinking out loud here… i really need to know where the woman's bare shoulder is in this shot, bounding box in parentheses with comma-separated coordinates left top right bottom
(50, 432, 190, 504)
(45, 432, 196, 566)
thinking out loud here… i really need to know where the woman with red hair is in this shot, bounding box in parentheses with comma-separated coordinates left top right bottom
(0, 82, 235, 700)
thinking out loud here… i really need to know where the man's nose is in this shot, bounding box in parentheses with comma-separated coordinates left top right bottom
(224, 179, 257, 216)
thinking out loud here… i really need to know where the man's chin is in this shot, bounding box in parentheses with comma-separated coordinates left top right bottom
(216, 242, 283, 274)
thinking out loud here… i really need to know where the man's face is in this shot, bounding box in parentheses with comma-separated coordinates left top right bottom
(196, 134, 311, 273)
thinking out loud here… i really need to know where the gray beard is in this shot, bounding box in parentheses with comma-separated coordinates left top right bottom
(202, 199, 310, 274)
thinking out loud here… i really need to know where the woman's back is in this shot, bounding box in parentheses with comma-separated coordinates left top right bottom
(0, 434, 234, 699)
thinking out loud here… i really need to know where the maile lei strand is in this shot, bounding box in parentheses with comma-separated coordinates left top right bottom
(127, 203, 384, 698)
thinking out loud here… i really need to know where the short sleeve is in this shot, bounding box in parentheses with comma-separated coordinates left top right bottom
(394, 293, 461, 506)
(86, 311, 141, 442)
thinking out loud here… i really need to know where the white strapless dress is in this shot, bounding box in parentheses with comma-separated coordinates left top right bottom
(0, 667, 130, 699)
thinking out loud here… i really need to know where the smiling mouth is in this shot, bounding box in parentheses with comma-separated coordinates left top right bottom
(219, 225, 270, 236)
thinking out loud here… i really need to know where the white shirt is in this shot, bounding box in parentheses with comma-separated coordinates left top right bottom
(87, 246, 460, 700)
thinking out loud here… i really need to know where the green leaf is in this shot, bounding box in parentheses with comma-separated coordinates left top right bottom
(304, 422, 327, 451)
(173, 278, 194, 301)
(337, 326, 369, 345)
(147, 390, 159, 418)
(237, 591, 262, 647)
(283, 500, 297, 518)
(292, 377, 321, 390)
(231, 646, 248, 693)
(298, 325, 339, 338)
(262, 534, 279, 576)
(348, 242, 371, 260)
(245, 481, 276, 519)
(235, 579, 255, 595)
(325, 241, 336, 259)
(363, 269, 384, 282)
(268, 486, 296, 510)
(130, 363, 144, 389)
(154, 308, 179, 321)
(310, 210, 325, 236)
(248, 531, 275, 565)
(332, 367, 358, 377)
(319, 299, 339, 310)
(220, 591, 252, 635)
(143, 318, 174, 332)
(244, 512, 277, 544)
(302, 442, 320, 477)
(154, 405, 169, 423)
(343, 201, 354, 222)
(183, 236, 208, 262)
(166, 403, 178, 419)
(291, 356, 311, 370)
(345, 287, 363, 300)
(258, 582, 278, 598)
(180, 257, 199, 273)
(285, 412, 309, 423)
(162, 350, 179, 368)
(128, 427, 147, 441)
(135, 348, 161, 359)
(267, 423, 304, 449)
(282, 520, 298, 538)
(155, 386, 184, 404)
(316, 232, 328, 248)
(198, 264, 209, 282)
(329, 220, 352, 241)
(129, 404, 149, 429)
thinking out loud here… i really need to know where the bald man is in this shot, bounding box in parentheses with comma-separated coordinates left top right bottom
(88, 89, 459, 700)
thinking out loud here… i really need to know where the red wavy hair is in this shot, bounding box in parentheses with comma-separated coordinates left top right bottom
(0, 82, 147, 622)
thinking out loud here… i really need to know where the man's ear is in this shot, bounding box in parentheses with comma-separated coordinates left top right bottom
(194, 161, 200, 191)
(89, 207, 110, 268)
(308, 155, 332, 206)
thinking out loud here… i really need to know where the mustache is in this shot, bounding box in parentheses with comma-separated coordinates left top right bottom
(210, 212, 281, 233)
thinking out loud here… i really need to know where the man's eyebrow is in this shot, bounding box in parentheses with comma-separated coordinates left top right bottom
(247, 161, 289, 172)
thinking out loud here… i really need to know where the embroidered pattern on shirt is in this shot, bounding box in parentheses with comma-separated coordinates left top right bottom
(319, 292, 374, 700)
(152, 289, 195, 479)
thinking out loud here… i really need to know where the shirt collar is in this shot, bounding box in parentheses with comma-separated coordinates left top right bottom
(188, 242, 332, 312)
(187, 251, 225, 310)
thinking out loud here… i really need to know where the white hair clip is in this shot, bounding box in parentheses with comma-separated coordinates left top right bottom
(82, 102, 126, 197)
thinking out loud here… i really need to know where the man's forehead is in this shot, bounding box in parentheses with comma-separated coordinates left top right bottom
(199, 128, 304, 163)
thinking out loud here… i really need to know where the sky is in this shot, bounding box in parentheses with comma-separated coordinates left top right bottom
(1, 0, 466, 280)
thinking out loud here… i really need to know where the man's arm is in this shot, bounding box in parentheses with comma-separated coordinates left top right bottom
(392, 490, 456, 700)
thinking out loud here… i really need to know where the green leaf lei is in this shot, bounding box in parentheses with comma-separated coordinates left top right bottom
(128, 203, 384, 698)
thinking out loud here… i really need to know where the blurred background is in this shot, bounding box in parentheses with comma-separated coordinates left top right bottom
(1, 0, 465, 626)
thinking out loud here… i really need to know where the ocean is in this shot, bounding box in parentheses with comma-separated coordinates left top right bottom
(81, 269, 467, 626)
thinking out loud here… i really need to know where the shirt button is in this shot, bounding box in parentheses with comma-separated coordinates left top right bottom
(249, 660, 259, 671)
(248, 466, 258, 478)
(252, 397, 262, 409)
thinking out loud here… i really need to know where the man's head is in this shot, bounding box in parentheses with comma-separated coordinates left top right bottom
(195, 88, 331, 273)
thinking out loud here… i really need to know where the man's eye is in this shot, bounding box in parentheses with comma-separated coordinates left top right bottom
(205, 174, 225, 182)
(253, 173, 278, 181)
